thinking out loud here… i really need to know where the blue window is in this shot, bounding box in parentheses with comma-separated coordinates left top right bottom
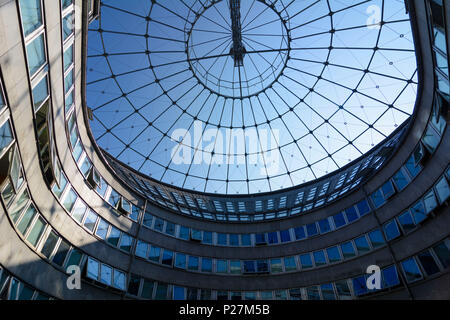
(165, 222, 176, 236)
(142, 212, 153, 228)
(26, 33, 46, 76)
(62, 12, 73, 41)
(352, 276, 368, 296)
(401, 258, 423, 283)
(321, 284, 336, 300)
(216, 260, 228, 273)
(306, 286, 320, 300)
(354, 235, 371, 254)
(240, 234, 251, 246)
(153, 218, 164, 232)
(410, 201, 427, 224)
(174, 253, 186, 269)
(417, 250, 440, 276)
(0, 120, 14, 155)
(318, 218, 331, 233)
(201, 258, 212, 272)
(433, 242, 450, 268)
(299, 254, 313, 269)
(393, 170, 409, 191)
(202, 231, 212, 244)
(279, 230, 291, 243)
(435, 176, 450, 204)
(398, 211, 416, 233)
(256, 260, 269, 273)
(255, 233, 266, 245)
(229, 234, 239, 246)
(383, 220, 401, 241)
(423, 190, 438, 214)
(243, 261, 256, 273)
(405, 155, 422, 178)
(19, 0, 43, 36)
(148, 246, 160, 262)
(173, 286, 185, 300)
(326, 246, 341, 263)
(345, 207, 358, 223)
(188, 256, 199, 271)
(32, 75, 48, 111)
(179, 226, 189, 240)
(340, 241, 356, 259)
(381, 180, 395, 199)
(284, 256, 297, 271)
(217, 233, 228, 245)
(382, 265, 400, 288)
(63, 44, 73, 72)
(306, 223, 318, 237)
(371, 189, 385, 208)
(161, 249, 173, 266)
(356, 199, 370, 216)
(267, 232, 278, 244)
(333, 212, 346, 228)
(368, 229, 385, 248)
(294, 226, 306, 240)
(313, 251, 327, 266)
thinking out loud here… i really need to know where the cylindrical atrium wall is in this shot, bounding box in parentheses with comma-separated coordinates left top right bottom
(0, 0, 449, 300)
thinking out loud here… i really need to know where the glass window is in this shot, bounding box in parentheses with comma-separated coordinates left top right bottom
(62, 12, 73, 41)
(135, 241, 148, 259)
(267, 232, 278, 244)
(153, 218, 164, 232)
(119, 233, 133, 252)
(71, 198, 86, 223)
(381, 181, 395, 199)
(243, 260, 255, 273)
(383, 219, 401, 241)
(178, 226, 189, 240)
(62, 0, 73, 10)
(435, 176, 450, 204)
(230, 260, 241, 274)
(256, 260, 269, 273)
(275, 290, 287, 300)
(368, 229, 385, 248)
(100, 264, 112, 286)
(113, 269, 126, 291)
(423, 190, 438, 214)
(174, 253, 186, 269)
(40, 230, 58, 258)
(289, 288, 303, 300)
(217, 291, 229, 300)
(352, 276, 368, 296)
(83, 210, 97, 232)
(284, 256, 297, 271)
(18, 284, 35, 300)
(188, 256, 199, 271)
(62, 188, 77, 212)
(382, 265, 400, 288)
(260, 291, 273, 300)
(240, 233, 251, 246)
(333, 212, 346, 228)
(371, 189, 385, 208)
(217, 233, 228, 245)
(294, 226, 306, 240)
(19, 0, 43, 36)
(326, 246, 341, 263)
(433, 241, 450, 268)
(306, 286, 320, 300)
(148, 245, 161, 262)
(313, 251, 327, 266)
(202, 231, 212, 244)
(142, 211, 153, 228)
(0, 120, 14, 155)
(106, 226, 120, 247)
(201, 258, 212, 272)
(26, 216, 46, 247)
(32, 75, 48, 111)
(398, 211, 416, 234)
(127, 274, 140, 296)
(229, 234, 239, 246)
(356, 200, 370, 216)
(95, 219, 109, 240)
(244, 292, 256, 300)
(173, 286, 185, 300)
(417, 250, 440, 276)
(299, 254, 313, 269)
(321, 284, 335, 300)
(86, 258, 99, 280)
(64, 69, 73, 94)
(63, 44, 73, 72)
(345, 206, 359, 223)
(216, 260, 228, 273)
(335, 280, 352, 299)
(405, 155, 422, 178)
(165, 222, 176, 236)
(161, 249, 173, 266)
(393, 170, 409, 191)
(411, 201, 427, 224)
(141, 279, 154, 299)
(9, 190, 30, 223)
(270, 258, 282, 273)
(318, 218, 331, 233)
(17, 204, 37, 235)
(155, 283, 168, 300)
(26, 33, 46, 76)
(340, 241, 356, 259)
(306, 223, 318, 237)
(279, 230, 291, 242)
(401, 258, 423, 283)
(355, 235, 371, 254)
(52, 240, 70, 266)
(66, 248, 82, 268)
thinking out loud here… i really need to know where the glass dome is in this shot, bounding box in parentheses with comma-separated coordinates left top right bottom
(86, 0, 417, 195)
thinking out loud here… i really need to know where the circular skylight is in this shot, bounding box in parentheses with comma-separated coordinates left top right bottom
(86, 0, 418, 195)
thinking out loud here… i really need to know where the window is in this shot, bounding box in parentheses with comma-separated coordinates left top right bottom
(371, 189, 385, 208)
(63, 44, 73, 72)
(299, 254, 313, 269)
(155, 283, 168, 300)
(383, 219, 401, 241)
(19, 0, 43, 36)
(161, 250, 173, 266)
(335, 280, 352, 300)
(26, 33, 46, 76)
(279, 230, 291, 242)
(0, 120, 14, 155)
(201, 258, 212, 272)
(256, 260, 269, 273)
(153, 218, 164, 232)
(306, 223, 318, 237)
(62, 188, 77, 212)
(229, 234, 239, 246)
(435, 176, 450, 203)
(356, 200, 370, 216)
(333, 212, 346, 228)
(32, 75, 48, 111)
(165, 222, 176, 236)
(318, 218, 331, 233)
(398, 211, 416, 234)
(113, 269, 126, 291)
(26, 216, 46, 247)
(230, 260, 241, 274)
(326, 246, 341, 263)
(86, 258, 99, 281)
(17, 204, 37, 235)
(202, 231, 212, 244)
(174, 253, 186, 269)
(217, 233, 228, 245)
(127, 274, 140, 296)
(411, 201, 427, 224)
(381, 180, 395, 199)
(352, 276, 368, 296)
(289, 288, 303, 300)
(284, 256, 297, 271)
(52, 240, 70, 266)
(433, 241, 450, 268)
(142, 212, 153, 228)
(382, 265, 400, 288)
(306, 286, 320, 300)
(240, 234, 251, 246)
(340, 241, 356, 259)
(62, 0, 73, 10)
(313, 251, 327, 266)
(148, 246, 160, 262)
(345, 206, 358, 223)
(243, 261, 255, 273)
(417, 250, 440, 276)
(95, 219, 109, 240)
(321, 284, 335, 300)
(66, 248, 82, 268)
(270, 258, 282, 273)
(423, 190, 438, 214)
(216, 260, 228, 273)
(135, 241, 148, 259)
(178, 226, 189, 240)
(187, 256, 199, 271)
(393, 169, 408, 191)
(106, 226, 120, 247)
(173, 286, 185, 300)
(141, 279, 154, 299)
(401, 258, 423, 283)
(294, 226, 306, 240)
(83, 210, 97, 232)
(267, 232, 278, 244)
(100, 264, 112, 286)
(368, 229, 385, 248)
(62, 12, 73, 41)
(119, 234, 133, 252)
(40, 230, 58, 258)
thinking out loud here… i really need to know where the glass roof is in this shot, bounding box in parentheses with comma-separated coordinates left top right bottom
(86, 0, 417, 195)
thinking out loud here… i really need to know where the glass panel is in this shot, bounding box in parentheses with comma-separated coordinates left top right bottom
(411, 201, 427, 224)
(202, 231, 213, 244)
(127, 274, 140, 296)
(306, 223, 318, 237)
(100, 264, 112, 286)
(187, 256, 199, 271)
(113, 269, 126, 290)
(423, 190, 438, 214)
(289, 288, 302, 300)
(107, 226, 120, 246)
(326, 246, 341, 263)
(284, 256, 297, 271)
(40, 230, 58, 258)
(368, 229, 385, 248)
(401, 258, 423, 283)
(270, 258, 282, 273)
(382, 265, 400, 288)
(321, 284, 335, 300)
(354, 235, 371, 254)
(165, 222, 176, 236)
(148, 246, 160, 262)
(0, 120, 14, 155)
(356, 200, 370, 216)
(294, 226, 306, 240)
(17, 204, 37, 235)
(86, 258, 99, 280)
(62, 188, 78, 212)
(62, 0, 73, 10)
(217, 233, 228, 245)
(52, 240, 70, 266)
(178, 226, 189, 240)
(62, 12, 73, 41)
(230, 260, 240, 274)
(393, 170, 408, 191)
(135, 241, 148, 259)
(398, 211, 416, 233)
(201, 258, 212, 272)
(417, 250, 440, 276)
(26, 216, 46, 247)
(174, 253, 186, 269)
(153, 218, 164, 232)
(333, 212, 346, 228)
(119, 233, 133, 252)
(229, 233, 239, 246)
(216, 260, 228, 273)
(83, 210, 97, 232)
(66, 248, 82, 268)
(335, 280, 351, 299)
(318, 218, 331, 233)
(142, 212, 153, 228)
(32, 75, 48, 111)
(383, 220, 401, 241)
(433, 241, 450, 268)
(63, 44, 73, 72)
(71, 199, 86, 223)
(26, 33, 46, 76)
(345, 206, 359, 222)
(155, 283, 168, 300)
(435, 176, 450, 203)
(173, 286, 185, 300)
(352, 276, 368, 296)
(19, 0, 43, 36)
(306, 286, 320, 300)
(279, 230, 291, 242)
(340, 241, 356, 259)
(65, 89, 74, 112)
(64, 69, 73, 94)
(161, 249, 173, 266)
(95, 218, 109, 240)
(141, 280, 154, 299)
(313, 251, 327, 266)
(299, 254, 313, 269)
(9, 189, 30, 223)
